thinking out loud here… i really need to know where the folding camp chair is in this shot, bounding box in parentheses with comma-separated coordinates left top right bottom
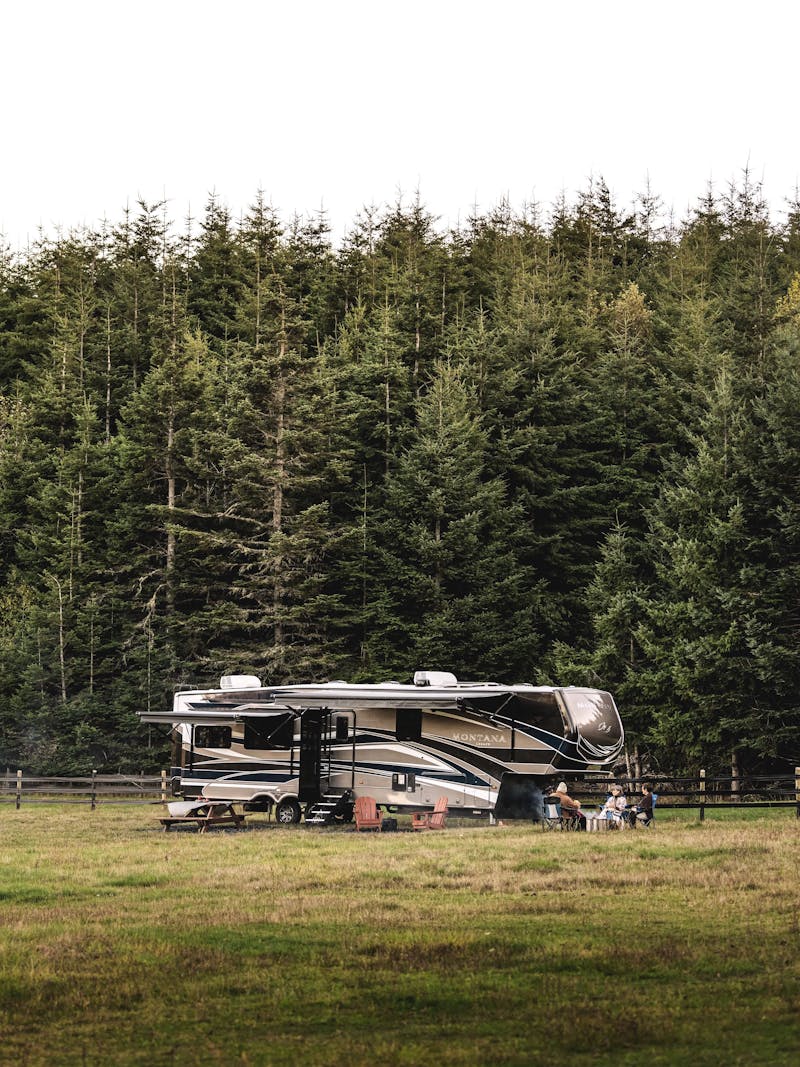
(560, 806, 584, 831)
(542, 796, 563, 830)
(635, 792, 658, 827)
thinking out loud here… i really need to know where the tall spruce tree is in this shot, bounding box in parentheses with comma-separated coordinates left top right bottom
(110, 329, 224, 723)
(366, 362, 545, 680)
(733, 285, 800, 765)
(638, 365, 757, 775)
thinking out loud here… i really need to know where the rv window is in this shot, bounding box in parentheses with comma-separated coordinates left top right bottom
(194, 725, 232, 749)
(243, 716, 294, 750)
(560, 689, 622, 747)
(335, 716, 350, 741)
(508, 694, 565, 737)
(396, 708, 422, 742)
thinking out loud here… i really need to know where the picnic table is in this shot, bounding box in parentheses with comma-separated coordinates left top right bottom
(159, 800, 246, 832)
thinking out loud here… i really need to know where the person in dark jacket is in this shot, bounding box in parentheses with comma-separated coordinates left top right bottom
(627, 783, 654, 826)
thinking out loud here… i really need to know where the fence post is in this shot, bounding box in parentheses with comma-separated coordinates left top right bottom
(90, 769, 97, 810)
(795, 767, 800, 821)
(16, 769, 22, 810)
(699, 768, 706, 821)
(161, 768, 167, 805)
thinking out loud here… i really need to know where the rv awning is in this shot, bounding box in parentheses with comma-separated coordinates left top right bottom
(260, 684, 480, 711)
(138, 704, 295, 725)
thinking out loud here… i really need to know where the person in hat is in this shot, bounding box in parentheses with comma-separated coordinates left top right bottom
(550, 780, 586, 829)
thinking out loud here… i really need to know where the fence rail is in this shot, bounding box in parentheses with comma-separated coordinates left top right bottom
(2, 768, 799, 817)
(0, 770, 170, 808)
(572, 768, 800, 820)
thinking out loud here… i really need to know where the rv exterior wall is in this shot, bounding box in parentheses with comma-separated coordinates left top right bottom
(147, 675, 624, 817)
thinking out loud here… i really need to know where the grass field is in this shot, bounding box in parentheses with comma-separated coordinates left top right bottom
(1, 805, 798, 1067)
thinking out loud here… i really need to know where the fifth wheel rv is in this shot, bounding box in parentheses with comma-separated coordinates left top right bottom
(139, 671, 624, 823)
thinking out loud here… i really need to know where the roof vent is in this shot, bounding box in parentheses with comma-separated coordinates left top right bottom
(220, 674, 261, 690)
(413, 670, 458, 687)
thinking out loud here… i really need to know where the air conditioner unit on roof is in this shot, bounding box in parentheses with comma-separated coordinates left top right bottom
(220, 674, 261, 690)
(413, 671, 458, 687)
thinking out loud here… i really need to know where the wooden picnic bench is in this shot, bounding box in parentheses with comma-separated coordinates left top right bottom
(159, 801, 247, 832)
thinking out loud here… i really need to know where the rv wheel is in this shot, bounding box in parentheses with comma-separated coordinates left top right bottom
(275, 799, 301, 825)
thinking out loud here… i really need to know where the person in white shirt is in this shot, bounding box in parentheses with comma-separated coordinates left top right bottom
(598, 784, 627, 826)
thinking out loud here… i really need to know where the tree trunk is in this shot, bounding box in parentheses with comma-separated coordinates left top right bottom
(165, 410, 176, 612)
(88, 599, 95, 695)
(105, 304, 112, 442)
(132, 277, 139, 389)
(273, 373, 286, 535)
(47, 573, 68, 705)
(731, 748, 741, 798)
(272, 340, 287, 659)
(434, 515, 442, 594)
(361, 463, 368, 663)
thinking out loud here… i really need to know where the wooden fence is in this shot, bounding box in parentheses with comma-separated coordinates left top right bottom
(0, 770, 169, 809)
(570, 769, 800, 820)
(2, 768, 799, 817)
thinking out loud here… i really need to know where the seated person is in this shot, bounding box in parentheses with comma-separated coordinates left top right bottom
(551, 780, 586, 828)
(599, 784, 628, 826)
(627, 783, 655, 825)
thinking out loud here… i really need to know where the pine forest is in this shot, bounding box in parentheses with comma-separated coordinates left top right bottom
(2, 176, 800, 781)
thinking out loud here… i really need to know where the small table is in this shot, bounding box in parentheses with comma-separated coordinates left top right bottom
(159, 801, 246, 832)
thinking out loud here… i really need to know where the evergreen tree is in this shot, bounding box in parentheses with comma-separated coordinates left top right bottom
(188, 194, 245, 351)
(734, 286, 800, 764)
(584, 522, 657, 776)
(639, 366, 757, 774)
(110, 330, 223, 711)
(367, 363, 545, 680)
(2, 186, 800, 774)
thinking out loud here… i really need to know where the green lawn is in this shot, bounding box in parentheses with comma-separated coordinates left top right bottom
(1, 805, 798, 1066)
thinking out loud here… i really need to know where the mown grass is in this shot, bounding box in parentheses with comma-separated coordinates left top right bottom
(0, 805, 798, 1066)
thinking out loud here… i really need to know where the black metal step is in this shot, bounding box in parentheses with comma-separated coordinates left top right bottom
(304, 789, 354, 827)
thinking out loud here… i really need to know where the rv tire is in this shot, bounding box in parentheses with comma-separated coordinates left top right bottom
(275, 799, 302, 825)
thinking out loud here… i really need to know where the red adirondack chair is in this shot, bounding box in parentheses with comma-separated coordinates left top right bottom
(411, 796, 448, 831)
(354, 795, 383, 832)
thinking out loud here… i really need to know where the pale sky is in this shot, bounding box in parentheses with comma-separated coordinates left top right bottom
(1, 0, 797, 249)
